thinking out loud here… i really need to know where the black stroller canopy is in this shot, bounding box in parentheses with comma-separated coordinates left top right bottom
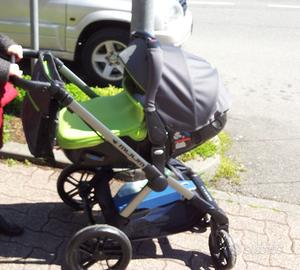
(120, 38, 231, 132)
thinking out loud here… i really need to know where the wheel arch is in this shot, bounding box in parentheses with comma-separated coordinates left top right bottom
(74, 20, 130, 62)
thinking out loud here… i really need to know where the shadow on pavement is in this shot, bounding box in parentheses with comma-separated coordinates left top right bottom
(0, 202, 213, 269)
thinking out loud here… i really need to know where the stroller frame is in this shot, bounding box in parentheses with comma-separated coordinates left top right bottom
(12, 48, 236, 269)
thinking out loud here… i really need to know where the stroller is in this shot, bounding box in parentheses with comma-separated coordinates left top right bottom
(12, 32, 236, 270)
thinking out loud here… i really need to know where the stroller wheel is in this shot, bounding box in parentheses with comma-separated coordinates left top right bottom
(57, 165, 98, 210)
(209, 229, 237, 270)
(65, 224, 132, 270)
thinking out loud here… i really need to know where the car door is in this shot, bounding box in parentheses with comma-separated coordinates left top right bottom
(0, 0, 66, 51)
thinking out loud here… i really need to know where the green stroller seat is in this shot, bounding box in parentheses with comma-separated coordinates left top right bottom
(57, 91, 147, 150)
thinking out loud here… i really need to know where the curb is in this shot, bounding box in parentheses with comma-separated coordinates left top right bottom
(184, 154, 221, 180)
(0, 142, 70, 168)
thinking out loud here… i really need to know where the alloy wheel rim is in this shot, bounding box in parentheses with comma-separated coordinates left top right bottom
(91, 40, 126, 81)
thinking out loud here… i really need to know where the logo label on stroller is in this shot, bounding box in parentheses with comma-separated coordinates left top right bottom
(173, 132, 192, 150)
(112, 138, 146, 168)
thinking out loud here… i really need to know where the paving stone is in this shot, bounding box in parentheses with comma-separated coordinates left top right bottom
(43, 218, 83, 238)
(265, 221, 293, 254)
(22, 248, 56, 270)
(239, 204, 286, 224)
(167, 231, 210, 253)
(287, 213, 300, 239)
(293, 239, 300, 254)
(0, 162, 38, 177)
(128, 258, 168, 270)
(48, 203, 77, 223)
(243, 253, 270, 266)
(0, 241, 32, 260)
(242, 230, 270, 255)
(217, 199, 241, 216)
(229, 229, 244, 259)
(49, 264, 63, 270)
(19, 186, 58, 203)
(12, 230, 63, 253)
(270, 253, 300, 269)
(23, 264, 50, 270)
(164, 259, 195, 270)
(230, 215, 265, 234)
(246, 262, 282, 270)
(27, 168, 57, 189)
(234, 255, 247, 270)
(190, 252, 214, 269)
(0, 173, 27, 199)
(0, 262, 25, 270)
(0, 208, 28, 228)
(23, 203, 56, 231)
(51, 238, 68, 266)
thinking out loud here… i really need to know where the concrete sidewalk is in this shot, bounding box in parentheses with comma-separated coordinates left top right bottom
(0, 161, 299, 269)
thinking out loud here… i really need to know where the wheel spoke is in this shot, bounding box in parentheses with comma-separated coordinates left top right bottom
(106, 258, 119, 269)
(102, 64, 114, 77)
(105, 41, 115, 54)
(67, 187, 80, 198)
(93, 53, 107, 63)
(114, 64, 124, 74)
(82, 258, 99, 268)
(79, 245, 94, 257)
(82, 172, 90, 182)
(66, 177, 80, 187)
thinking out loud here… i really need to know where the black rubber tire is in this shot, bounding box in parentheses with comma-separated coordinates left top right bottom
(209, 229, 237, 270)
(65, 224, 132, 270)
(57, 165, 98, 211)
(81, 27, 130, 87)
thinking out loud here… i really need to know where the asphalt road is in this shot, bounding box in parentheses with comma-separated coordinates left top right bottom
(184, 0, 300, 203)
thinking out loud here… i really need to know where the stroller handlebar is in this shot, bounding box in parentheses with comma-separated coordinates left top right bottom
(10, 76, 51, 92)
(23, 49, 39, 59)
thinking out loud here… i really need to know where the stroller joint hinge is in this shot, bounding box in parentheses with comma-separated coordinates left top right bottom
(49, 81, 74, 106)
(144, 164, 168, 192)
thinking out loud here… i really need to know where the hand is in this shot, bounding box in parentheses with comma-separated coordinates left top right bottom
(9, 64, 23, 78)
(7, 44, 23, 61)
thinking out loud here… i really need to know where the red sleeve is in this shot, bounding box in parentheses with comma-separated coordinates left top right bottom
(0, 82, 18, 107)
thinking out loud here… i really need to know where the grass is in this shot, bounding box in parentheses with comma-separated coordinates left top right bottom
(179, 139, 218, 162)
(212, 132, 244, 185)
(3, 114, 13, 143)
(179, 130, 244, 185)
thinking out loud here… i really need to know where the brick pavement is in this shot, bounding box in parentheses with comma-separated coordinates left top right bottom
(0, 162, 300, 269)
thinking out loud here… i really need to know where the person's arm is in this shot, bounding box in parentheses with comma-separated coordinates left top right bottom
(0, 57, 10, 86)
(0, 34, 16, 52)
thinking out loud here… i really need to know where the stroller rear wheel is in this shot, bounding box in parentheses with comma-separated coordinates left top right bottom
(57, 165, 98, 210)
(65, 224, 132, 270)
(209, 229, 237, 269)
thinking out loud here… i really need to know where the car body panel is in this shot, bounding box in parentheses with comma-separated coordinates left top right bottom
(0, 0, 66, 51)
(66, 10, 131, 58)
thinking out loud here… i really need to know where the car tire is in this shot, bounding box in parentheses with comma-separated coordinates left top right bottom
(81, 27, 130, 87)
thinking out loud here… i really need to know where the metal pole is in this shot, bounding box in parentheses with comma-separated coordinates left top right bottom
(131, 0, 155, 35)
(30, 0, 39, 72)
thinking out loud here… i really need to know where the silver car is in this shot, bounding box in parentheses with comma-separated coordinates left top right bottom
(0, 0, 192, 86)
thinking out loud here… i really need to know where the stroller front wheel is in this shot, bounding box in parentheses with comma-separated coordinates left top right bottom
(65, 224, 132, 270)
(209, 229, 237, 269)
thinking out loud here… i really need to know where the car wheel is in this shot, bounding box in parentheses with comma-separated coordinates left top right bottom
(81, 28, 129, 87)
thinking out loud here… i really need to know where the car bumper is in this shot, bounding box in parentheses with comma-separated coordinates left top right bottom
(155, 9, 193, 46)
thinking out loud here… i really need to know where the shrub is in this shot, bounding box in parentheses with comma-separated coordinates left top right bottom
(5, 79, 122, 116)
